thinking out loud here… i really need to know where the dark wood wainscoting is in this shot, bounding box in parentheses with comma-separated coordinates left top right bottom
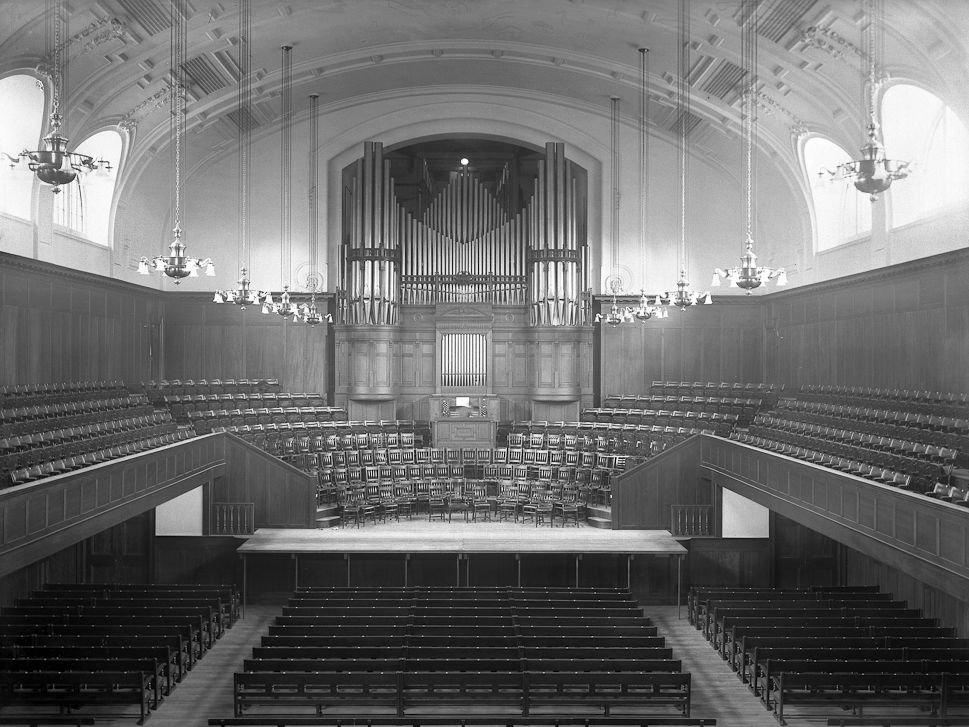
(153, 535, 243, 585)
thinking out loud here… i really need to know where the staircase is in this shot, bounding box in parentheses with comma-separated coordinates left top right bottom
(585, 503, 612, 529)
(316, 503, 341, 528)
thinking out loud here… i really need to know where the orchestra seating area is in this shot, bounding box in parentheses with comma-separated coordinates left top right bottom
(731, 384, 969, 503)
(0, 582, 239, 724)
(233, 587, 694, 719)
(1, 381, 194, 488)
(688, 585, 969, 725)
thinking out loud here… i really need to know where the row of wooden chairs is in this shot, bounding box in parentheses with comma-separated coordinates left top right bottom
(688, 585, 969, 725)
(0, 582, 238, 724)
(142, 378, 282, 397)
(7, 427, 194, 486)
(778, 398, 969, 438)
(191, 407, 347, 432)
(798, 383, 969, 408)
(739, 426, 947, 493)
(581, 408, 736, 433)
(234, 587, 693, 719)
(0, 380, 127, 406)
(752, 414, 959, 466)
(0, 393, 149, 426)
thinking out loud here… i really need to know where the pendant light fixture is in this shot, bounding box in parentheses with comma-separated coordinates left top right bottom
(711, 0, 787, 293)
(632, 47, 666, 322)
(666, 0, 711, 310)
(819, 0, 908, 201)
(296, 93, 333, 326)
(138, 0, 214, 283)
(7, 0, 113, 193)
(264, 45, 299, 316)
(214, 0, 267, 308)
(597, 96, 626, 327)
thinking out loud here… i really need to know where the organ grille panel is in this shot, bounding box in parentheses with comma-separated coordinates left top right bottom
(340, 140, 588, 326)
(441, 333, 487, 388)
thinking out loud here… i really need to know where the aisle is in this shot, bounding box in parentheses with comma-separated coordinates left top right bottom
(647, 605, 817, 727)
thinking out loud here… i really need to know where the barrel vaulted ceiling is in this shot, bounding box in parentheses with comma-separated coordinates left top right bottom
(1, 0, 968, 291)
(2, 0, 967, 174)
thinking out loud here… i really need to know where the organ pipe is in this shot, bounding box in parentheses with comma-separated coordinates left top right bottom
(342, 140, 586, 319)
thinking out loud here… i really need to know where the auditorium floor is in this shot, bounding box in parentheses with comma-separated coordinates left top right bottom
(15, 603, 840, 727)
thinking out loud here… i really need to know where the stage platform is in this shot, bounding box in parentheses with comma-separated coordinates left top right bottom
(238, 522, 687, 556)
(236, 523, 686, 610)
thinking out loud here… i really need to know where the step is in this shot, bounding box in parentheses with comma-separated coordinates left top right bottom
(586, 504, 612, 519)
(586, 516, 613, 529)
(316, 504, 340, 517)
(316, 515, 342, 529)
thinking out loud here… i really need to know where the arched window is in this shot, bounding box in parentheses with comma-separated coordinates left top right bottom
(882, 84, 969, 228)
(0, 74, 45, 219)
(803, 136, 872, 251)
(52, 129, 123, 245)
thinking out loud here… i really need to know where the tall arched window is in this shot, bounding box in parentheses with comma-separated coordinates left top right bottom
(882, 84, 969, 228)
(803, 136, 872, 251)
(52, 129, 123, 245)
(0, 74, 45, 219)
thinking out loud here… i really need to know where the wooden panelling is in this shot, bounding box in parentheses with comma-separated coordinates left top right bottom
(154, 535, 242, 585)
(0, 539, 83, 607)
(700, 434, 969, 601)
(0, 434, 224, 578)
(765, 248, 969, 392)
(687, 538, 772, 588)
(0, 253, 162, 386)
(219, 435, 316, 529)
(597, 297, 764, 400)
(611, 436, 712, 529)
(163, 294, 332, 395)
(843, 545, 969, 638)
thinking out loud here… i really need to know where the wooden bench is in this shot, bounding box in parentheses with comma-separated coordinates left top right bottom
(234, 671, 401, 716)
(0, 670, 153, 724)
(760, 660, 969, 709)
(14, 634, 193, 679)
(524, 671, 691, 716)
(209, 715, 718, 726)
(717, 615, 934, 654)
(0, 657, 168, 706)
(826, 719, 969, 726)
(0, 717, 96, 726)
(773, 672, 946, 726)
(400, 671, 525, 712)
(12, 644, 180, 693)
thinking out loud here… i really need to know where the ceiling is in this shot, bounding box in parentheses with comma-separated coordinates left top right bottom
(2, 0, 968, 178)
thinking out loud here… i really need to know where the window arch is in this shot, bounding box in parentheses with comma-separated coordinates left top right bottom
(0, 74, 45, 219)
(52, 129, 123, 246)
(882, 83, 969, 228)
(803, 136, 872, 251)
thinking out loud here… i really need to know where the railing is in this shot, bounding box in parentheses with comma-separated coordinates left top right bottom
(670, 504, 714, 537)
(400, 273, 528, 305)
(213, 502, 255, 535)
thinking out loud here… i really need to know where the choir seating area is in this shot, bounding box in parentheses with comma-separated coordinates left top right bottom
(1, 381, 194, 487)
(0, 582, 239, 724)
(688, 585, 969, 725)
(232, 587, 696, 720)
(730, 384, 969, 502)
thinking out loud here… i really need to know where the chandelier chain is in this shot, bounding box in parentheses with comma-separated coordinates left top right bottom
(610, 95, 620, 285)
(865, 0, 882, 126)
(308, 93, 320, 287)
(677, 0, 690, 275)
(741, 0, 758, 247)
(170, 0, 187, 232)
(639, 47, 649, 288)
(238, 0, 252, 271)
(281, 45, 293, 288)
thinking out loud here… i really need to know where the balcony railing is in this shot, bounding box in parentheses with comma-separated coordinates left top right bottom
(213, 502, 255, 535)
(670, 504, 714, 537)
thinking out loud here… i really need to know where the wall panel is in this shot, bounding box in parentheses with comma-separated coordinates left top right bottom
(766, 248, 969, 392)
(163, 294, 332, 394)
(0, 254, 161, 386)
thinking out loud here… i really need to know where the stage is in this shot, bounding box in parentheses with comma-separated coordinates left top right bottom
(236, 523, 687, 611)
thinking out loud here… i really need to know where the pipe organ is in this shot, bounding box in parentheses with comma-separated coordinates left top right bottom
(337, 139, 592, 422)
(340, 141, 588, 325)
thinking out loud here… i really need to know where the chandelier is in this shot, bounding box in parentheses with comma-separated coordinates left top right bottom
(819, 0, 908, 201)
(712, 0, 785, 294)
(6, 0, 112, 192)
(139, 0, 213, 282)
(667, 0, 710, 310)
(213, 0, 267, 309)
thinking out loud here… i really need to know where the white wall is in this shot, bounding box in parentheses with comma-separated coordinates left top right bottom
(155, 486, 204, 536)
(721, 489, 770, 538)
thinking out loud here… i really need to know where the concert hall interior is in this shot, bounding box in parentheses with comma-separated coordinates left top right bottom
(1, 1, 968, 726)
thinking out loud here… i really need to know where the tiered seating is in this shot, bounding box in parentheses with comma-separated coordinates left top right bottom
(645, 381, 783, 406)
(602, 394, 763, 419)
(0, 582, 239, 724)
(797, 384, 969, 417)
(730, 387, 969, 500)
(143, 378, 283, 402)
(688, 585, 969, 725)
(582, 408, 738, 436)
(503, 420, 701, 461)
(1, 382, 194, 487)
(233, 587, 694, 719)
